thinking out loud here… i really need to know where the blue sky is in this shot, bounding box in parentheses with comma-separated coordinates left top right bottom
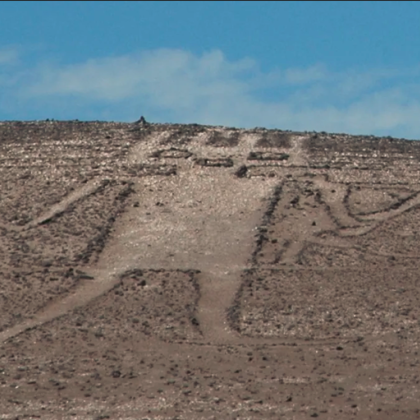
(1, 1, 420, 138)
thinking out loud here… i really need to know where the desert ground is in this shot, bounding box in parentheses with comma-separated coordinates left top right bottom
(0, 120, 420, 419)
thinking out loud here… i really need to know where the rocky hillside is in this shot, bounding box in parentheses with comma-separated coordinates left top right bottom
(0, 120, 419, 419)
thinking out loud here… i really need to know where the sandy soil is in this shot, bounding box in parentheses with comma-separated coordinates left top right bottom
(0, 120, 420, 418)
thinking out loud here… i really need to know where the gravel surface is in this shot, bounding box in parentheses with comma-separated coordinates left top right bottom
(1, 120, 420, 418)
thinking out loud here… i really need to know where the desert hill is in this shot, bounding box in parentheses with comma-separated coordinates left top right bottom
(0, 120, 419, 419)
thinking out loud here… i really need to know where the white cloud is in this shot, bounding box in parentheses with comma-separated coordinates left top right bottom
(284, 63, 328, 85)
(0, 46, 20, 65)
(25, 49, 254, 102)
(4, 48, 420, 139)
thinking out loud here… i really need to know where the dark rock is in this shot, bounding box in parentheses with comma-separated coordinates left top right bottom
(235, 165, 248, 178)
(195, 157, 234, 167)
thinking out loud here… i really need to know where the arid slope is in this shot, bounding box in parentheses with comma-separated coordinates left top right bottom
(0, 120, 420, 419)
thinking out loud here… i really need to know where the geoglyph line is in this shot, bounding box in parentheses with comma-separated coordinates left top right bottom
(4, 128, 419, 347)
(24, 178, 107, 229)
